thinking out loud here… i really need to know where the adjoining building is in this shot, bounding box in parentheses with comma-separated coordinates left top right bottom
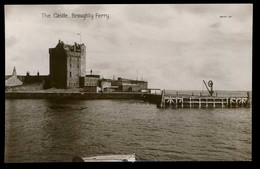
(110, 77, 148, 92)
(103, 86, 118, 93)
(100, 78, 120, 92)
(120, 83, 140, 92)
(5, 67, 50, 91)
(5, 67, 23, 87)
(118, 78, 148, 92)
(24, 71, 49, 86)
(80, 74, 101, 93)
(49, 40, 86, 88)
(100, 79, 112, 91)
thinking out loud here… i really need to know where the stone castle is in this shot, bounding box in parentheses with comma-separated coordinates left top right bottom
(5, 40, 148, 92)
(49, 40, 86, 88)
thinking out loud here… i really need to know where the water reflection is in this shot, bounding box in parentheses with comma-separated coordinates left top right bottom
(41, 99, 89, 161)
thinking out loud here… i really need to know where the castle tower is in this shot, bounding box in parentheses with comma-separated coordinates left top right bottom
(49, 40, 86, 88)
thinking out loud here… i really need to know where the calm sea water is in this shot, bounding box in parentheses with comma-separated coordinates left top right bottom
(5, 98, 251, 162)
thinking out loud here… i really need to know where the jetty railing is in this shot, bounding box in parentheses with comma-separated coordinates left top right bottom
(143, 90, 251, 108)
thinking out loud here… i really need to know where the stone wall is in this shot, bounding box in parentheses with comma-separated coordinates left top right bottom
(83, 86, 98, 93)
(49, 40, 86, 89)
(67, 55, 80, 88)
(49, 43, 67, 88)
(5, 82, 44, 91)
(5, 92, 145, 99)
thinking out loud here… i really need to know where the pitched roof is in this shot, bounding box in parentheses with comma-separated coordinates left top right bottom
(5, 75, 23, 87)
(5, 75, 12, 80)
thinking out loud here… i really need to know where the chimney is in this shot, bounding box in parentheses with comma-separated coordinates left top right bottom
(12, 66, 17, 76)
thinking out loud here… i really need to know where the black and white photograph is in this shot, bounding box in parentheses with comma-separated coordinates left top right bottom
(5, 4, 252, 162)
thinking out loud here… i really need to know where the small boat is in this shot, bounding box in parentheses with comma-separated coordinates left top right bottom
(72, 153, 136, 162)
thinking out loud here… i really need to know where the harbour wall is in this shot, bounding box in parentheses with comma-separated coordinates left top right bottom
(5, 92, 147, 100)
(5, 92, 250, 108)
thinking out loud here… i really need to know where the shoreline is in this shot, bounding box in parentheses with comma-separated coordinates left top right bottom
(5, 91, 250, 108)
(5, 91, 147, 99)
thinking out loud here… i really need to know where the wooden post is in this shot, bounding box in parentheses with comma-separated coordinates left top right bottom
(181, 97, 183, 108)
(222, 99, 224, 108)
(176, 97, 178, 108)
(236, 98, 238, 108)
(199, 98, 201, 108)
(169, 96, 172, 107)
(247, 91, 250, 107)
(190, 97, 192, 108)
(162, 99, 165, 108)
(226, 98, 229, 108)
(213, 99, 215, 108)
(206, 99, 208, 108)
(230, 98, 232, 108)
(160, 90, 165, 108)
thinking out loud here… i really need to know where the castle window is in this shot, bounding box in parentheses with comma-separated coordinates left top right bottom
(70, 72, 72, 77)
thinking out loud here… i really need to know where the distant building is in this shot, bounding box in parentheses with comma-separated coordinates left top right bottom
(5, 67, 23, 87)
(100, 79, 112, 90)
(100, 78, 120, 92)
(100, 78, 112, 92)
(24, 71, 49, 85)
(80, 74, 101, 92)
(117, 77, 148, 92)
(5, 67, 50, 91)
(83, 74, 100, 86)
(121, 83, 139, 92)
(148, 88, 161, 95)
(49, 40, 86, 88)
(103, 86, 118, 92)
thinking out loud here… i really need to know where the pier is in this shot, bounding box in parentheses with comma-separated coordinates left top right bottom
(146, 90, 251, 108)
(146, 80, 251, 108)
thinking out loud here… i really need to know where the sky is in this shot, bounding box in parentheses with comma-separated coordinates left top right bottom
(5, 4, 252, 91)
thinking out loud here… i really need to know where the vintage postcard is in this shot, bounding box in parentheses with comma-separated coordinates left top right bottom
(5, 4, 252, 162)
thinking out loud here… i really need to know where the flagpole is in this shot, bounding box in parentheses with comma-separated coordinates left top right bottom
(77, 32, 81, 44)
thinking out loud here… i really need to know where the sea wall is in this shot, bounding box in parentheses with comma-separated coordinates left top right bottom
(5, 92, 146, 100)
(142, 93, 162, 103)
